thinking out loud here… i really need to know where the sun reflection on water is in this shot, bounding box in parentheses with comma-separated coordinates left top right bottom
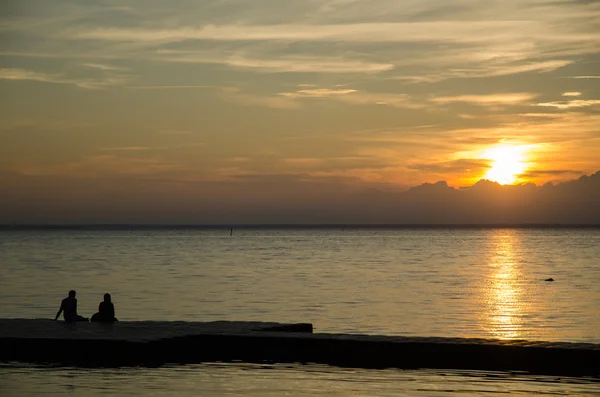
(482, 231, 527, 340)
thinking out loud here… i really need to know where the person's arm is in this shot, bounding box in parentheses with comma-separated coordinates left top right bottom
(54, 302, 63, 320)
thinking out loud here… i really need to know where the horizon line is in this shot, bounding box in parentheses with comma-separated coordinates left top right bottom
(1, 223, 599, 229)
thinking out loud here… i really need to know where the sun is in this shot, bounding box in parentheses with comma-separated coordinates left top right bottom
(482, 145, 530, 185)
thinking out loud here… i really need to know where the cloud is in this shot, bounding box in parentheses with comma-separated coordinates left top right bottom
(219, 87, 300, 109)
(57, 13, 597, 80)
(100, 146, 153, 152)
(519, 113, 564, 118)
(562, 92, 581, 97)
(278, 87, 420, 108)
(126, 85, 213, 89)
(438, 113, 600, 166)
(430, 93, 537, 106)
(471, 60, 572, 77)
(338, 92, 420, 108)
(279, 88, 358, 98)
(451, 136, 502, 145)
(519, 169, 583, 178)
(407, 159, 491, 173)
(283, 158, 324, 166)
(569, 76, 600, 79)
(157, 51, 395, 73)
(65, 21, 598, 45)
(17, 155, 183, 178)
(81, 63, 128, 71)
(0, 67, 131, 89)
(2, 0, 598, 89)
(0, 68, 65, 85)
(3, 1, 597, 88)
(537, 100, 600, 109)
(227, 172, 349, 185)
(5, 167, 599, 224)
(393, 60, 572, 83)
(223, 56, 394, 74)
(223, 86, 419, 109)
(158, 129, 194, 135)
(100, 143, 204, 152)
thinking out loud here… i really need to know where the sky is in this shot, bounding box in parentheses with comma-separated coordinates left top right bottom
(1, 0, 599, 224)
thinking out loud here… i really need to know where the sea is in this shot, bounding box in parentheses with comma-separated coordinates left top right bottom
(0, 227, 599, 396)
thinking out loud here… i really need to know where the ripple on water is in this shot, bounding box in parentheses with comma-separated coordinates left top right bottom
(1, 363, 599, 397)
(0, 228, 599, 343)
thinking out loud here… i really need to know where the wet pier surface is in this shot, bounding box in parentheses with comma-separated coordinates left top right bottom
(1, 319, 598, 377)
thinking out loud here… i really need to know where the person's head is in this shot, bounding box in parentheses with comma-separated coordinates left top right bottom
(104, 293, 111, 302)
(68, 290, 76, 298)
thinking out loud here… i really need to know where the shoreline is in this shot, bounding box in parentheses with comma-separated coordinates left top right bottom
(1, 319, 598, 377)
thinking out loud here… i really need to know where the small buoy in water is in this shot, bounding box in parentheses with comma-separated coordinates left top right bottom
(544, 278, 554, 282)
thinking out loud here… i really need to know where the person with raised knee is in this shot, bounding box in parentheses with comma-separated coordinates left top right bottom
(54, 290, 88, 322)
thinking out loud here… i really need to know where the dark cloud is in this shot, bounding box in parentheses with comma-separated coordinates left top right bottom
(452, 136, 501, 145)
(407, 159, 490, 173)
(519, 169, 583, 178)
(1, 170, 599, 224)
(227, 173, 360, 186)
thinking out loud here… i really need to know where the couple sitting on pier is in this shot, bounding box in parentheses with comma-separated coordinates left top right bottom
(54, 290, 118, 323)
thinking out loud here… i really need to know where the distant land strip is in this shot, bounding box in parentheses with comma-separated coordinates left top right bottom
(1, 224, 599, 230)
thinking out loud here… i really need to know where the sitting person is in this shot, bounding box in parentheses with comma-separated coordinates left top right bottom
(91, 293, 118, 322)
(54, 290, 88, 322)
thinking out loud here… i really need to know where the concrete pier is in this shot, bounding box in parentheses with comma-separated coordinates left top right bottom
(0, 319, 598, 377)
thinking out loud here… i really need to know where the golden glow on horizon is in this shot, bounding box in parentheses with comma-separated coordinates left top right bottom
(482, 144, 530, 185)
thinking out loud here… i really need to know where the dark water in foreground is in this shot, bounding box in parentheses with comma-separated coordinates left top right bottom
(1, 227, 599, 395)
(2, 363, 599, 397)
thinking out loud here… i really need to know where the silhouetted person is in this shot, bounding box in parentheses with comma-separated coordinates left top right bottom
(91, 293, 118, 322)
(54, 290, 88, 322)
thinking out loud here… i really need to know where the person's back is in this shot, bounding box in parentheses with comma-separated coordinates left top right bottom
(91, 293, 118, 322)
(55, 290, 88, 322)
(61, 296, 78, 322)
(98, 301, 115, 319)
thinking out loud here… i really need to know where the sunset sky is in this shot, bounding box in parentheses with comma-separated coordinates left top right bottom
(1, 0, 599, 223)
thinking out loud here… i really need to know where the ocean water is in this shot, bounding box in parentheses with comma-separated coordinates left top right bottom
(1, 227, 599, 396)
(1, 363, 599, 397)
